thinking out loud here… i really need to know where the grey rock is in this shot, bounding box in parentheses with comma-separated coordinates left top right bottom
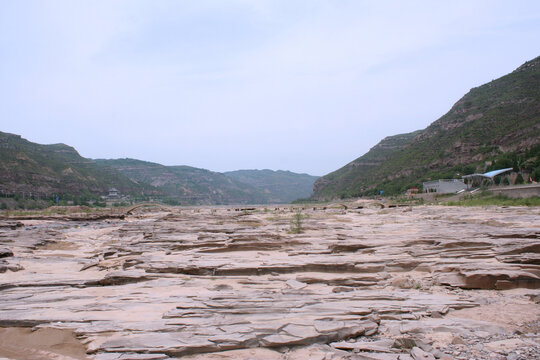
(410, 347, 436, 360)
(286, 279, 307, 290)
(260, 333, 302, 347)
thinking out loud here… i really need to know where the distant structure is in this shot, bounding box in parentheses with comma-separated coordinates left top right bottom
(107, 188, 119, 199)
(422, 179, 467, 194)
(101, 188, 130, 204)
(405, 187, 419, 195)
(461, 168, 514, 187)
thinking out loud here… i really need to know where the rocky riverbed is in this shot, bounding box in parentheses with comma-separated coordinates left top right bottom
(0, 205, 539, 360)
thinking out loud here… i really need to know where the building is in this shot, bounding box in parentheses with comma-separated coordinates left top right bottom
(107, 188, 119, 198)
(102, 188, 131, 204)
(422, 179, 467, 194)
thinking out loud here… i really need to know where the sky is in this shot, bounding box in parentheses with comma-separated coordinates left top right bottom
(1, 1, 539, 176)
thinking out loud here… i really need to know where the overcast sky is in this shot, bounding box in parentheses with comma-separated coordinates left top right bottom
(1, 1, 539, 175)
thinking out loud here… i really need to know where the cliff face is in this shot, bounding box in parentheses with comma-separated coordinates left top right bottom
(313, 56, 540, 200)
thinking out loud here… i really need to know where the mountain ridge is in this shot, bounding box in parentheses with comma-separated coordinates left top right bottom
(0, 131, 147, 197)
(0, 132, 318, 205)
(313, 55, 540, 199)
(224, 169, 318, 203)
(95, 158, 270, 205)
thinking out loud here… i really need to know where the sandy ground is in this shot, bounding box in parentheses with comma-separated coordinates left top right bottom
(0, 327, 88, 360)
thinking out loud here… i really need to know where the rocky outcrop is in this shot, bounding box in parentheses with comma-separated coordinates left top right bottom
(0, 205, 539, 359)
(313, 55, 540, 199)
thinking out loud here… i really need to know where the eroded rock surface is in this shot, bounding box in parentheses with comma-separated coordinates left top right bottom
(0, 206, 539, 359)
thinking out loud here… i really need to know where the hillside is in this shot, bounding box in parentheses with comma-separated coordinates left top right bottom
(224, 169, 319, 203)
(0, 131, 147, 198)
(95, 159, 270, 205)
(0, 131, 320, 206)
(313, 55, 540, 199)
(313, 131, 420, 198)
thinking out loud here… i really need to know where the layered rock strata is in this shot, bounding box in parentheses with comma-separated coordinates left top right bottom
(0, 205, 538, 359)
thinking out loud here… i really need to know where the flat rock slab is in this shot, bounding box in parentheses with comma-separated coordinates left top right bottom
(331, 339, 395, 352)
(0, 205, 539, 359)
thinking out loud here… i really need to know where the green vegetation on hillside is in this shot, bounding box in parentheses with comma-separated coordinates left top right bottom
(446, 193, 540, 207)
(0, 132, 149, 199)
(0, 131, 321, 208)
(95, 158, 268, 205)
(486, 145, 540, 181)
(313, 56, 540, 200)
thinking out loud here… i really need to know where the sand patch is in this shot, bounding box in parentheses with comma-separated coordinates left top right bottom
(0, 327, 88, 360)
(41, 241, 80, 251)
(447, 302, 540, 332)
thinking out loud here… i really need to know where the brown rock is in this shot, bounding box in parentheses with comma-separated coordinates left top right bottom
(0, 247, 13, 258)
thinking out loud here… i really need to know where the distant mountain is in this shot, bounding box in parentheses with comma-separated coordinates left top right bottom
(95, 158, 270, 205)
(96, 159, 319, 204)
(0, 131, 147, 197)
(0, 132, 319, 205)
(313, 55, 540, 200)
(224, 169, 319, 203)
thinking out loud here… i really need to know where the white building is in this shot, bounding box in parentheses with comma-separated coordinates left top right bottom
(422, 179, 467, 194)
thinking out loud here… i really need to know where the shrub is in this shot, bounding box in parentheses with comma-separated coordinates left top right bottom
(289, 211, 304, 234)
